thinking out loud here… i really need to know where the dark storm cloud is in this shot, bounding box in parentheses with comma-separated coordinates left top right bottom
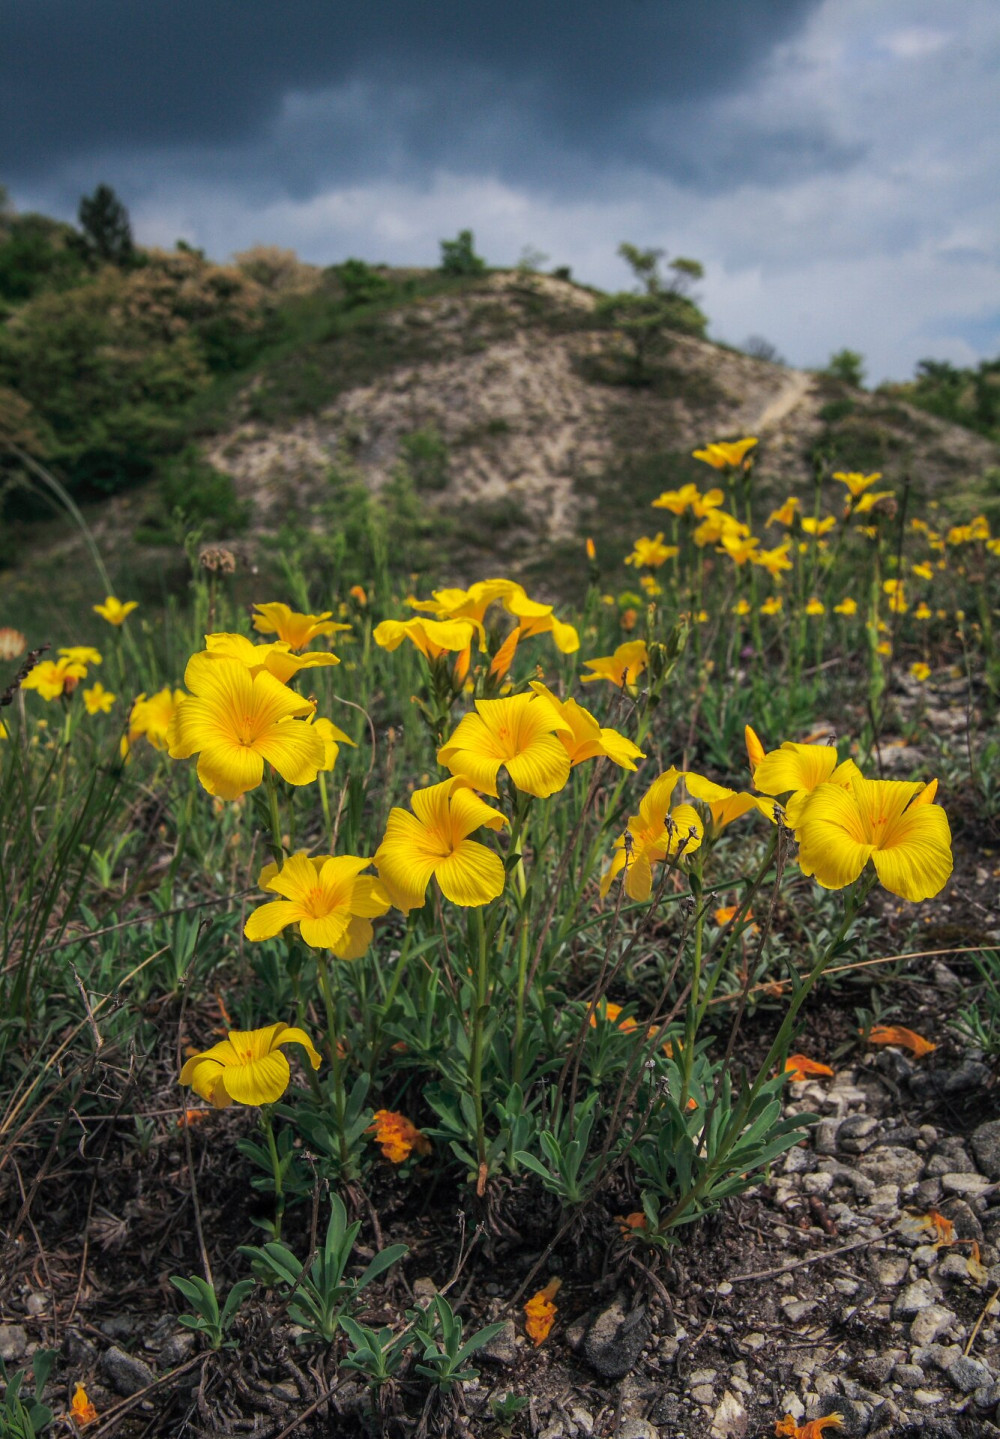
(3, 0, 828, 196)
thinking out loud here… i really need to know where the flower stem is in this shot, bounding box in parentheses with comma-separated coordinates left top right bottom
(316, 954, 351, 1175)
(260, 1105, 284, 1241)
(470, 906, 490, 1173)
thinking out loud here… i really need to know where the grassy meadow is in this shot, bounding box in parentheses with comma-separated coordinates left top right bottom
(1, 423, 999, 1437)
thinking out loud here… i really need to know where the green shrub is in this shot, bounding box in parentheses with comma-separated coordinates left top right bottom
(159, 448, 250, 536)
(439, 230, 486, 277)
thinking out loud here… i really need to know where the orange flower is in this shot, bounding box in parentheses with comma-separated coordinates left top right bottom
(176, 1108, 209, 1128)
(589, 1000, 638, 1033)
(71, 1383, 99, 1427)
(775, 1415, 844, 1439)
(369, 1109, 431, 1164)
(616, 1212, 647, 1237)
(867, 1024, 936, 1057)
(901, 1209, 955, 1247)
(524, 1277, 561, 1345)
(784, 1055, 835, 1082)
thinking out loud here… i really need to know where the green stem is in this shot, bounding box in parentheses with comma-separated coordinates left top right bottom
(260, 1106, 284, 1241)
(470, 907, 490, 1172)
(264, 766, 284, 864)
(316, 954, 351, 1174)
(680, 855, 704, 1105)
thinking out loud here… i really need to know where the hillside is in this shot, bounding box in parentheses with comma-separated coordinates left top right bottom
(1, 258, 998, 626)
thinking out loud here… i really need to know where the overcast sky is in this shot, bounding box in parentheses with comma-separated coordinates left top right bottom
(4, 0, 998, 383)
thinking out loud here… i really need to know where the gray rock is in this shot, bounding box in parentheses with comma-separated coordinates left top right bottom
(100, 1345, 156, 1397)
(941, 1172, 991, 1198)
(946, 1354, 993, 1393)
(972, 1380, 1000, 1408)
(63, 1331, 98, 1367)
(874, 1254, 909, 1287)
(815, 1118, 843, 1155)
(811, 1397, 871, 1436)
(159, 1331, 197, 1367)
(99, 1314, 135, 1340)
(939, 1196, 985, 1243)
(582, 1299, 650, 1380)
(0, 1325, 27, 1362)
(893, 1279, 939, 1318)
(893, 1363, 925, 1386)
(937, 1252, 975, 1282)
(838, 1116, 881, 1154)
(617, 1423, 658, 1439)
(857, 1146, 924, 1187)
(710, 1390, 748, 1437)
(568, 1406, 594, 1436)
(478, 1320, 518, 1367)
(972, 1120, 1000, 1181)
(912, 1343, 963, 1372)
(910, 1306, 957, 1346)
(853, 1355, 895, 1386)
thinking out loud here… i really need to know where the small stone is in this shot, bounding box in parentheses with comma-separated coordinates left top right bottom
(781, 1298, 817, 1322)
(689, 1367, 718, 1385)
(910, 1307, 957, 1346)
(564, 1315, 588, 1351)
(941, 1172, 991, 1198)
(839, 1116, 881, 1153)
(101, 1345, 156, 1397)
(691, 1384, 716, 1405)
(539, 1425, 565, 1439)
(946, 1354, 993, 1393)
(971, 1120, 1000, 1181)
(875, 1255, 909, 1287)
(912, 1342, 963, 1372)
(937, 1253, 975, 1282)
(802, 1171, 835, 1197)
(479, 1320, 518, 1367)
(710, 1391, 748, 1438)
(972, 1380, 1000, 1408)
(568, 1406, 594, 1435)
(893, 1363, 925, 1386)
(25, 1294, 47, 1317)
(618, 1423, 658, 1439)
(0, 1325, 27, 1362)
(893, 1279, 938, 1318)
(582, 1299, 650, 1380)
(912, 1388, 945, 1405)
(815, 1119, 843, 1155)
(658, 1336, 680, 1362)
(412, 1276, 437, 1302)
(854, 1355, 894, 1386)
(717, 1281, 733, 1296)
(159, 1331, 197, 1367)
(744, 1331, 767, 1350)
(939, 1196, 984, 1243)
(815, 1397, 871, 1436)
(857, 1146, 924, 1187)
(834, 1279, 860, 1296)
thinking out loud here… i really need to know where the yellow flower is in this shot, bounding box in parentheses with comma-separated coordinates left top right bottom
(883, 578, 908, 614)
(83, 681, 115, 715)
(833, 598, 857, 616)
(528, 681, 644, 772)
(909, 662, 931, 682)
(833, 470, 881, 498)
(407, 579, 579, 654)
(625, 533, 679, 567)
(204, 631, 340, 683)
(693, 509, 748, 548)
(651, 482, 723, 516)
(912, 562, 934, 581)
(122, 687, 185, 758)
(585, 536, 597, 561)
(685, 771, 772, 832)
(745, 726, 766, 772)
(21, 657, 87, 700)
(167, 653, 325, 800)
(800, 516, 836, 537)
(93, 596, 138, 626)
(805, 597, 825, 616)
(579, 639, 649, 689)
(753, 542, 794, 579)
(373, 615, 481, 668)
(876, 640, 891, 656)
(914, 602, 932, 620)
(601, 769, 703, 900)
(0, 720, 8, 740)
(310, 714, 355, 771)
(245, 852, 390, 959)
(438, 692, 573, 798)
(795, 773, 952, 902)
(719, 533, 760, 566)
(733, 598, 751, 616)
(180, 1021, 322, 1107)
(59, 645, 102, 667)
(852, 490, 895, 515)
(369, 1110, 431, 1163)
(252, 602, 350, 651)
(760, 596, 783, 616)
(767, 497, 799, 527)
(692, 437, 757, 469)
(639, 574, 662, 597)
(375, 777, 508, 911)
(753, 739, 853, 827)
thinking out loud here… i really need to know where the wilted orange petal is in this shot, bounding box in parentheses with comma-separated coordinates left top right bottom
(867, 1024, 936, 1057)
(524, 1277, 562, 1345)
(775, 1414, 845, 1439)
(784, 1054, 835, 1082)
(176, 1108, 208, 1128)
(616, 1211, 647, 1236)
(71, 1383, 99, 1426)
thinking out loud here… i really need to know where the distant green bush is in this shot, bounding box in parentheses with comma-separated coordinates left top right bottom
(335, 258, 397, 309)
(824, 349, 866, 389)
(399, 426, 450, 492)
(439, 230, 486, 277)
(0, 212, 88, 304)
(160, 448, 250, 536)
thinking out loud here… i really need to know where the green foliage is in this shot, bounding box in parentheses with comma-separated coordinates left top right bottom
(398, 425, 450, 492)
(77, 184, 135, 267)
(886, 355, 1000, 442)
(335, 258, 397, 308)
(158, 448, 250, 538)
(824, 348, 867, 389)
(410, 1296, 506, 1391)
(439, 229, 486, 277)
(0, 1351, 56, 1437)
(338, 1317, 413, 1386)
(238, 1196, 407, 1343)
(594, 241, 708, 384)
(0, 213, 87, 305)
(169, 1275, 255, 1349)
(951, 950, 1000, 1055)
